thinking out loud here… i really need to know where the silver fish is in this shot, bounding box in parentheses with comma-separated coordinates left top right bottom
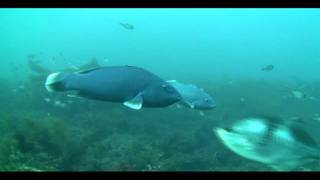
(214, 116, 320, 171)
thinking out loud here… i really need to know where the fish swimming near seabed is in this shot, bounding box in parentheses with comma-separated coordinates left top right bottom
(214, 116, 320, 171)
(28, 59, 52, 74)
(78, 58, 102, 70)
(45, 66, 181, 110)
(166, 80, 216, 110)
(261, 65, 274, 71)
(120, 22, 134, 30)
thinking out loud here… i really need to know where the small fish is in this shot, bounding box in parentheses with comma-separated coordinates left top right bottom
(54, 100, 66, 108)
(19, 166, 42, 172)
(67, 94, 78, 98)
(103, 58, 109, 63)
(214, 116, 320, 171)
(261, 65, 274, 71)
(11, 66, 20, 72)
(311, 114, 320, 122)
(120, 22, 134, 30)
(167, 80, 216, 110)
(44, 97, 51, 103)
(291, 90, 307, 99)
(18, 85, 25, 89)
(28, 59, 51, 74)
(27, 54, 36, 59)
(54, 100, 61, 106)
(79, 58, 101, 70)
(309, 96, 315, 100)
(312, 117, 320, 122)
(45, 66, 181, 110)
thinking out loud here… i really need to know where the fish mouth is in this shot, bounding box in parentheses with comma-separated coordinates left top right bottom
(209, 103, 217, 108)
(215, 127, 253, 151)
(198, 103, 216, 110)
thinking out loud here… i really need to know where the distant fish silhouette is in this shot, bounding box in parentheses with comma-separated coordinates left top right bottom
(261, 64, 274, 71)
(120, 22, 134, 30)
(79, 58, 101, 70)
(28, 59, 51, 74)
(11, 65, 20, 72)
(27, 54, 36, 59)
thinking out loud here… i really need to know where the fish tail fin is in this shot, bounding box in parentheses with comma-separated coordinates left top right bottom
(45, 72, 70, 92)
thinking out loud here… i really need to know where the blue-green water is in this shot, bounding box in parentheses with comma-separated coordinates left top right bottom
(1, 8, 320, 171)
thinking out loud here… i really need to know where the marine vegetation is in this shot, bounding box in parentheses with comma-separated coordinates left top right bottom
(2, 56, 320, 171)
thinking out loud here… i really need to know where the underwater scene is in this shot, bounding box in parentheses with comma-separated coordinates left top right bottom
(1, 8, 320, 171)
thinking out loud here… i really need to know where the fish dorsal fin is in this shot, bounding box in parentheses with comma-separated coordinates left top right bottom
(76, 67, 100, 74)
(123, 93, 143, 110)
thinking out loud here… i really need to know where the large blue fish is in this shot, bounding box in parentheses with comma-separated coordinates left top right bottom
(166, 80, 216, 110)
(45, 66, 181, 110)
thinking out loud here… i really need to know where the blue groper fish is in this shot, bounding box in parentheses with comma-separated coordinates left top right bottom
(166, 80, 216, 110)
(45, 66, 181, 110)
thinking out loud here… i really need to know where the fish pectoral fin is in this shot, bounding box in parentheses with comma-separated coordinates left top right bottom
(176, 103, 183, 109)
(76, 91, 92, 99)
(186, 102, 195, 109)
(123, 95, 143, 110)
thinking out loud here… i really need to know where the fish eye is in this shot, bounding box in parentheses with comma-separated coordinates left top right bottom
(161, 84, 172, 90)
(161, 84, 175, 92)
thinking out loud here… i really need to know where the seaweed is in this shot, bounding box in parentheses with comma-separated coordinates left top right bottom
(2, 72, 320, 171)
